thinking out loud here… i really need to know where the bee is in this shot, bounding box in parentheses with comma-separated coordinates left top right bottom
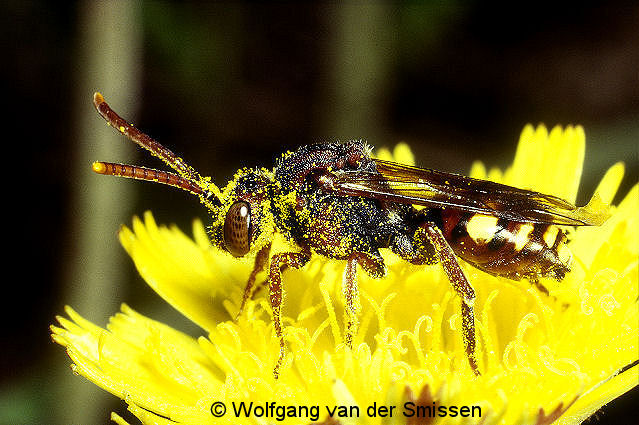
(91, 92, 608, 378)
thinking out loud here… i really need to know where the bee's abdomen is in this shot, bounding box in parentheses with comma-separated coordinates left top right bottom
(439, 210, 571, 281)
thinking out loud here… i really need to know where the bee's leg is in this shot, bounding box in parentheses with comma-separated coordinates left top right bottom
(529, 277, 550, 296)
(268, 250, 310, 379)
(343, 256, 360, 349)
(236, 243, 271, 320)
(343, 252, 385, 348)
(420, 223, 480, 376)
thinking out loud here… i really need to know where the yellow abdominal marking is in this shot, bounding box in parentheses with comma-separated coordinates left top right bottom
(557, 244, 572, 265)
(466, 215, 499, 243)
(543, 226, 559, 247)
(513, 223, 534, 251)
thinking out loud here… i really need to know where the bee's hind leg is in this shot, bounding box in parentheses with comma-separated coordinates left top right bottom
(529, 277, 551, 297)
(417, 223, 481, 376)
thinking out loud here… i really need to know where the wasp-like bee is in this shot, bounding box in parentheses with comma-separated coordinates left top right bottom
(91, 93, 608, 377)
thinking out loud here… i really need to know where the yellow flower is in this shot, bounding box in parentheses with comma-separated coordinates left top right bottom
(51, 125, 638, 424)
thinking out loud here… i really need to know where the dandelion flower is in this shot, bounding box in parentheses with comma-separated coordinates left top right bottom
(52, 125, 638, 424)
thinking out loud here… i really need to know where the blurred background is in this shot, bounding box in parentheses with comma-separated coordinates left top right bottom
(1, 1, 637, 424)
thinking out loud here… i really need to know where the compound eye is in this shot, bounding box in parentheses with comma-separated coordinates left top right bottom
(223, 201, 251, 257)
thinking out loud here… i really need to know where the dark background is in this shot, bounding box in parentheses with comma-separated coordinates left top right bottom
(2, 1, 637, 424)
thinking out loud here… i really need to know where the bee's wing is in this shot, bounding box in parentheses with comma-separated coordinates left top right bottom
(333, 159, 609, 226)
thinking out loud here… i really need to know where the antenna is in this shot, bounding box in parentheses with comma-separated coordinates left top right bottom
(91, 92, 222, 205)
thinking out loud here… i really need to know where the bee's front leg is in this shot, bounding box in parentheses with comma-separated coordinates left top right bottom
(416, 223, 480, 376)
(268, 250, 310, 379)
(236, 243, 271, 320)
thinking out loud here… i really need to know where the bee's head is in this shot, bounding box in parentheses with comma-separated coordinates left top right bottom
(208, 168, 275, 257)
